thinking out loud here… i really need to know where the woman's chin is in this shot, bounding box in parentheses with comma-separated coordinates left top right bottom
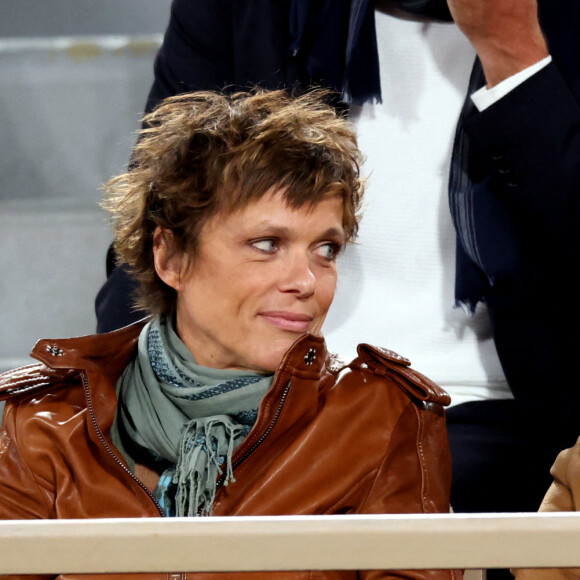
(246, 335, 306, 374)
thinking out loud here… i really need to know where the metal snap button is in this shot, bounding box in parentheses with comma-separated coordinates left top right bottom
(46, 345, 64, 357)
(304, 348, 317, 366)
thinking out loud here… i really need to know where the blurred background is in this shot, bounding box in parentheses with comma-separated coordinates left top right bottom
(0, 0, 171, 371)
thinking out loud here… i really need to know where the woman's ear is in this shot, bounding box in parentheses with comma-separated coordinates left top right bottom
(153, 227, 184, 291)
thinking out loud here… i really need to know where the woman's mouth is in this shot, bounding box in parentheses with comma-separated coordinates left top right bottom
(259, 311, 314, 333)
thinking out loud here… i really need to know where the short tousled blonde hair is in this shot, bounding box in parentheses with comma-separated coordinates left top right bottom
(103, 89, 364, 316)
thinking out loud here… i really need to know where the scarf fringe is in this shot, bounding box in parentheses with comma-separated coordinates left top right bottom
(174, 419, 242, 516)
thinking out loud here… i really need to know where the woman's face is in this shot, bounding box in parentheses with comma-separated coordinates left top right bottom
(154, 190, 345, 373)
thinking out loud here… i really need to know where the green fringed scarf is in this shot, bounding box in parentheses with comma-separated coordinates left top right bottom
(116, 317, 273, 516)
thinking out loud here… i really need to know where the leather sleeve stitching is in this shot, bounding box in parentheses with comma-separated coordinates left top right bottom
(414, 402, 429, 512)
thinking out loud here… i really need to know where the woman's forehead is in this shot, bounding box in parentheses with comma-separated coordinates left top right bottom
(202, 191, 345, 239)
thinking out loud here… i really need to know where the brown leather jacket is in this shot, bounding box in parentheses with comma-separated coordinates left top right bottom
(0, 321, 458, 580)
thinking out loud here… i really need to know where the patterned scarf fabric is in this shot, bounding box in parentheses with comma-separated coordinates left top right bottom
(116, 317, 273, 516)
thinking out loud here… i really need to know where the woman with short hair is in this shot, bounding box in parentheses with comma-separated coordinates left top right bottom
(0, 90, 457, 579)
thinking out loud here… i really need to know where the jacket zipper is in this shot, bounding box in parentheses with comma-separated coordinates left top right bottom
(83, 371, 290, 509)
(81, 372, 165, 516)
(216, 379, 292, 488)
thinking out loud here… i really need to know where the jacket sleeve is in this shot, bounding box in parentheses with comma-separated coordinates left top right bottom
(358, 400, 459, 580)
(387, 0, 451, 20)
(0, 402, 55, 580)
(144, 0, 235, 112)
(144, 0, 294, 114)
(0, 402, 53, 520)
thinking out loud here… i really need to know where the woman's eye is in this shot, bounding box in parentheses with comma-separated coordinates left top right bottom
(315, 243, 341, 261)
(251, 239, 278, 253)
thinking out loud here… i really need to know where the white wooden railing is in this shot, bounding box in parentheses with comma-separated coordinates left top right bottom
(1, 513, 580, 577)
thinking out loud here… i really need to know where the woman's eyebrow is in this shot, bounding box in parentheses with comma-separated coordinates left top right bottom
(250, 224, 292, 237)
(319, 227, 346, 241)
(249, 224, 345, 242)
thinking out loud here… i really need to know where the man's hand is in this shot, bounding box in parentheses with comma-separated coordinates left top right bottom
(446, 0, 549, 87)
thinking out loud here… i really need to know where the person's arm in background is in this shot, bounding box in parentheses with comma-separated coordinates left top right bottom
(390, 0, 580, 256)
(447, 0, 580, 438)
(447, 0, 548, 87)
(145, 0, 298, 112)
(514, 439, 580, 579)
(144, 0, 234, 111)
(392, 0, 580, 446)
(451, 0, 580, 246)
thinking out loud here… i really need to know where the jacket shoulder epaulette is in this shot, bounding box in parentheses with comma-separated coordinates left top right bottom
(354, 344, 451, 406)
(0, 364, 77, 403)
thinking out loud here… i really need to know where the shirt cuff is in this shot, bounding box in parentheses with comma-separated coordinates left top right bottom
(471, 55, 553, 111)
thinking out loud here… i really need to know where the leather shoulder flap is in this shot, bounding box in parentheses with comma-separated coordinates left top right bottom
(355, 344, 451, 406)
(0, 364, 78, 403)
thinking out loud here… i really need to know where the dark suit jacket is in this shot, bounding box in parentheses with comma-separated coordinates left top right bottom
(450, 1, 580, 444)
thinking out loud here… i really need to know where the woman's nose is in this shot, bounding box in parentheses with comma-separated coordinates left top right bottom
(278, 254, 316, 298)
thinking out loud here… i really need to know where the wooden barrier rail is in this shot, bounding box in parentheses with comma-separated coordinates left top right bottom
(0, 513, 579, 575)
